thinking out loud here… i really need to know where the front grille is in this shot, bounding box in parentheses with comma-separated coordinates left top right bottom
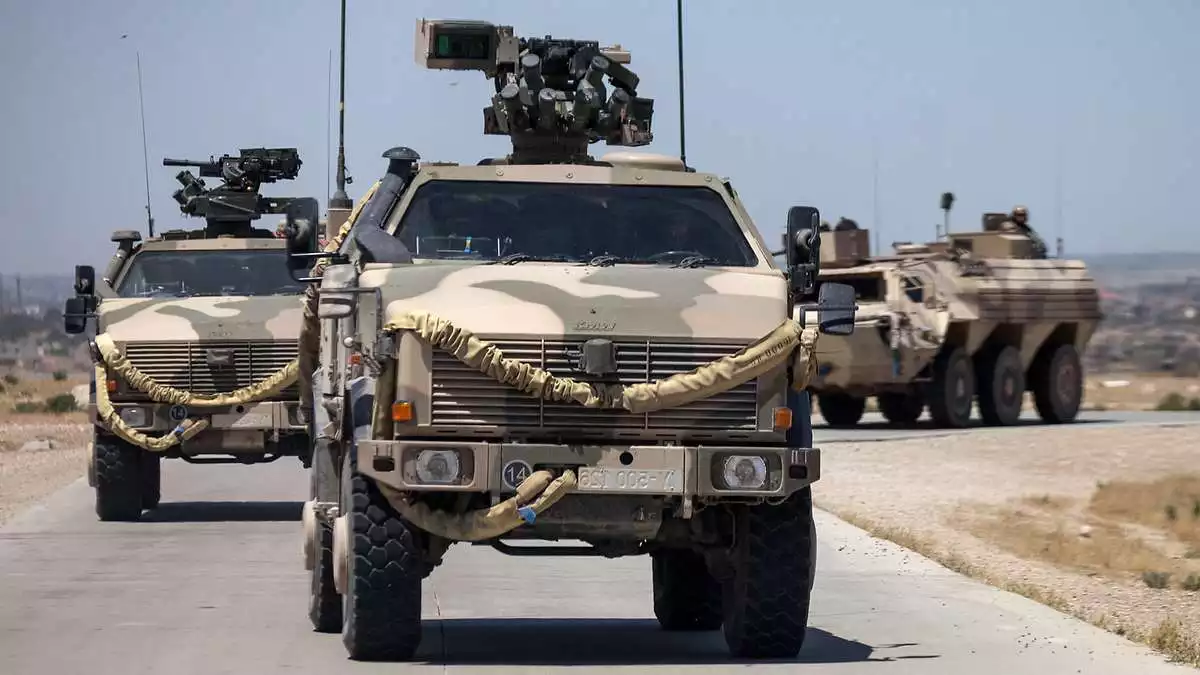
(429, 339, 759, 431)
(118, 340, 299, 400)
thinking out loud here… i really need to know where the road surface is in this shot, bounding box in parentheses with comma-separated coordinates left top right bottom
(2, 449, 1194, 674)
(814, 409, 1200, 442)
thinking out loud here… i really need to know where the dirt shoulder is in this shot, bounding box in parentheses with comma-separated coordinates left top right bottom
(814, 422, 1200, 667)
(0, 417, 90, 525)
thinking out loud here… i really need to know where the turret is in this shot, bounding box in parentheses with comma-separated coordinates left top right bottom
(414, 19, 654, 165)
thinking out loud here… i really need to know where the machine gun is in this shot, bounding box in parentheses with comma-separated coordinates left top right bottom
(161, 147, 306, 237)
(414, 19, 654, 164)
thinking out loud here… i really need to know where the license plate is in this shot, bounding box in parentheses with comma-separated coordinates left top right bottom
(576, 467, 683, 494)
(214, 412, 273, 429)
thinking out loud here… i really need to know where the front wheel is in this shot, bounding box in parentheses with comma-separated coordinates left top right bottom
(93, 434, 144, 522)
(721, 487, 816, 659)
(652, 549, 723, 631)
(339, 450, 424, 661)
(817, 393, 865, 428)
(926, 347, 975, 428)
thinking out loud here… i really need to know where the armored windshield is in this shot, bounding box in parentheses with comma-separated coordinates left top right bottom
(394, 181, 759, 266)
(115, 249, 306, 298)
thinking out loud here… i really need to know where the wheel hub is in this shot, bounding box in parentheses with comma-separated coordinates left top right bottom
(332, 513, 351, 595)
(1057, 363, 1077, 401)
(302, 499, 319, 571)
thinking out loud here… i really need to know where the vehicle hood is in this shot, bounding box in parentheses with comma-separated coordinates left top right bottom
(96, 295, 303, 342)
(360, 263, 787, 341)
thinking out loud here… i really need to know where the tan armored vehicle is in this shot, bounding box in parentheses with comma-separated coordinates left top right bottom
(791, 212, 1102, 429)
(63, 148, 319, 521)
(287, 19, 856, 662)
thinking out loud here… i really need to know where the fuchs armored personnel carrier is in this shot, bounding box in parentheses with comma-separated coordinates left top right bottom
(286, 19, 856, 662)
(63, 148, 321, 521)
(793, 213, 1102, 429)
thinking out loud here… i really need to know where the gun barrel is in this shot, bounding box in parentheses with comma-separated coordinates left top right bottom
(162, 158, 205, 167)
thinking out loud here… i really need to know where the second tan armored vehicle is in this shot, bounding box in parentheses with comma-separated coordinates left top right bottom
(792, 215, 1102, 429)
(63, 148, 318, 521)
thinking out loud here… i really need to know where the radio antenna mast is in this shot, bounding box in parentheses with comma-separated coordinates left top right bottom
(326, 49, 333, 205)
(329, 0, 351, 211)
(675, 0, 687, 167)
(136, 51, 154, 238)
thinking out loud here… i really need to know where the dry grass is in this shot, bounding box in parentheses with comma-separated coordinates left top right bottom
(1084, 373, 1200, 411)
(0, 371, 87, 423)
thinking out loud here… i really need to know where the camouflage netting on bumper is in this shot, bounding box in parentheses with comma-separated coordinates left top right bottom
(370, 309, 820, 542)
(91, 333, 299, 452)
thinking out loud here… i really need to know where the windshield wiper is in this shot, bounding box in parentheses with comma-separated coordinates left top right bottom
(584, 255, 624, 267)
(485, 253, 571, 265)
(673, 255, 718, 268)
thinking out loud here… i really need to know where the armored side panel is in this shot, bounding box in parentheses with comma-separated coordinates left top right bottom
(818, 230, 871, 268)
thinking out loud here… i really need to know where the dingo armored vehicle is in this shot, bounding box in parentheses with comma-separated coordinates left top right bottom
(64, 148, 320, 521)
(796, 211, 1101, 429)
(286, 19, 856, 661)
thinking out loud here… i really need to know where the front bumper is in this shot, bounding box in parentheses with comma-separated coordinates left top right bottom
(90, 399, 304, 432)
(357, 440, 820, 500)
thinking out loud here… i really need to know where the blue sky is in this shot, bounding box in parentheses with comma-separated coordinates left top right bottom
(1, 0, 1196, 274)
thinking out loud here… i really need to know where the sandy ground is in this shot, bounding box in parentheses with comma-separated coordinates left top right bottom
(0, 418, 90, 525)
(814, 424, 1200, 664)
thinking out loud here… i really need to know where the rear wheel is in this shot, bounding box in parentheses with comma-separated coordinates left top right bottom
(140, 452, 161, 510)
(652, 549, 723, 631)
(977, 346, 1025, 426)
(721, 487, 816, 659)
(877, 391, 924, 426)
(340, 450, 423, 661)
(1032, 343, 1083, 423)
(93, 434, 144, 522)
(817, 393, 865, 428)
(926, 347, 975, 428)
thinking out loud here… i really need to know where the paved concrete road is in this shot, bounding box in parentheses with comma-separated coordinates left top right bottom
(814, 409, 1200, 442)
(2, 458, 1193, 674)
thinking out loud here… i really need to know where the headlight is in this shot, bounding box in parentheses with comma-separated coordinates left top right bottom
(720, 455, 768, 490)
(414, 449, 462, 485)
(118, 406, 149, 428)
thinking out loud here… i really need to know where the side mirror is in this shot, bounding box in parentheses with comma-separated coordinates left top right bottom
(63, 296, 90, 334)
(316, 264, 359, 320)
(284, 198, 346, 283)
(785, 206, 821, 295)
(74, 265, 96, 296)
(815, 282, 857, 335)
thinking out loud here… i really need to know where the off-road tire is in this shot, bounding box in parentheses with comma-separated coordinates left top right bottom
(140, 452, 161, 510)
(817, 393, 865, 428)
(652, 549, 723, 631)
(877, 391, 924, 426)
(309, 449, 342, 633)
(721, 486, 816, 659)
(1032, 343, 1082, 424)
(93, 434, 144, 522)
(340, 451, 423, 661)
(977, 346, 1025, 426)
(927, 346, 975, 428)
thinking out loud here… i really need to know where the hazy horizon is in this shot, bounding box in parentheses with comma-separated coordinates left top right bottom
(2, 0, 1197, 274)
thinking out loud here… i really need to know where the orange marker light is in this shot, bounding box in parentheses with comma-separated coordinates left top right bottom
(348, 353, 362, 366)
(391, 401, 413, 423)
(773, 407, 793, 432)
(106, 379, 117, 392)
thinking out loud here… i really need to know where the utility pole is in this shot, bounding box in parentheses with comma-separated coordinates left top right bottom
(871, 138, 880, 255)
(325, 0, 353, 240)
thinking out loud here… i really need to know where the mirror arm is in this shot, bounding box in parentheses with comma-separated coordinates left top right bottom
(287, 252, 349, 283)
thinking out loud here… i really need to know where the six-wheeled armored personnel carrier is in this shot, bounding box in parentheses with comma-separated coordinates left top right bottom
(287, 18, 856, 662)
(63, 148, 321, 521)
(795, 214, 1102, 429)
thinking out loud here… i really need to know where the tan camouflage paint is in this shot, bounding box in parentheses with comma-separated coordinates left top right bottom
(94, 236, 306, 444)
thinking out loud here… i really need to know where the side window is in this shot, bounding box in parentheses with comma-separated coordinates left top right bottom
(902, 276, 924, 304)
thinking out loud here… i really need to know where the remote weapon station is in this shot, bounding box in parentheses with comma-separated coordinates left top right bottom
(64, 148, 320, 522)
(289, 19, 855, 662)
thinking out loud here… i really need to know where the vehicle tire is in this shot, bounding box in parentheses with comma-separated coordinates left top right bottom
(722, 486, 816, 659)
(652, 549, 723, 631)
(140, 452, 161, 510)
(309, 447, 342, 633)
(340, 450, 423, 661)
(926, 346, 975, 428)
(93, 435, 144, 522)
(1032, 343, 1082, 424)
(877, 391, 924, 426)
(817, 393, 865, 428)
(977, 346, 1025, 426)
